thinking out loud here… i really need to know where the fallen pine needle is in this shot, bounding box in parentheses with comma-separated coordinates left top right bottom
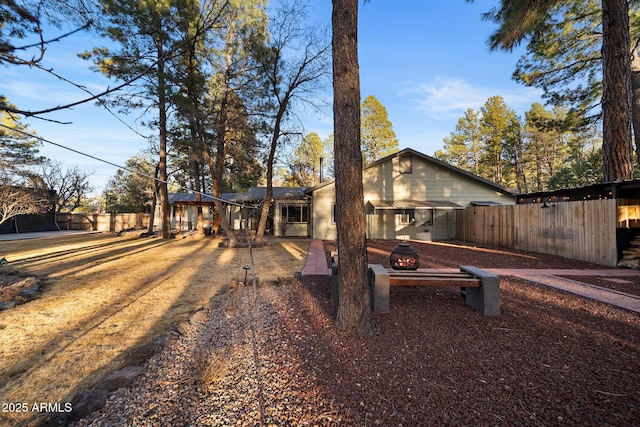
(593, 389, 627, 397)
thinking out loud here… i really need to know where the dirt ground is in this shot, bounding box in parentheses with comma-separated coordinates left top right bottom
(70, 239, 639, 427)
(0, 232, 309, 426)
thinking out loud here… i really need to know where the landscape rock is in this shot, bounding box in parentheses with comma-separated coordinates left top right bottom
(68, 389, 110, 421)
(0, 300, 16, 310)
(124, 341, 163, 366)
(189, 309, 208, 324)
(26, 413, 68, 427)
(0, 274, 41, 308)
(100, 366, 145, 391)
(17, 287, 40, 302)
(175, 321, 191, 336)
(204, 295, 224, 310)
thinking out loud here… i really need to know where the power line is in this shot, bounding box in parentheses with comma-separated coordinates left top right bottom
(0, 123, 258, 209)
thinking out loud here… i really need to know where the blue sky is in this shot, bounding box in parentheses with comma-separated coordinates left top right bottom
(1, 0, 543, 195)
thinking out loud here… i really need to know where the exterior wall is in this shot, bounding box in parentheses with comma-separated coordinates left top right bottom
(361, 155, 513, 206)
(162, 201, 310, 237)
(168, 205, 215, 231)
(273, 200, 311, 238)
(230, 206, 245, 231)
(365, 209, 457, 241)
(312, 154, 514, 241)
(311, 184, 338, 240)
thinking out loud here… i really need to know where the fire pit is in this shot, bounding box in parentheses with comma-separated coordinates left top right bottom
(389, 242, 419, 270)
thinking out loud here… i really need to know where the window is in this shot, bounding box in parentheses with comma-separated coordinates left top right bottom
(398, 155, 413, 174)
(281, 204, 309, 223)
(415, 208, 433, 226)
(396, 209, 415, 225)
(332, 203, 337, 224)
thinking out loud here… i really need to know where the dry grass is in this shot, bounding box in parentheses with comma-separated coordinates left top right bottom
(0, 232, 309, 426)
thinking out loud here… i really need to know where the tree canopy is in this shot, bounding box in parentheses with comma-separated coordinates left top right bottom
(0, 101, 44, 181)
(285, 132, 331, 186)
(361, 95, 399, 163)
(435, 96, 606, 193)
(103, 153, 156, 213)
(477, 0, 635, 182)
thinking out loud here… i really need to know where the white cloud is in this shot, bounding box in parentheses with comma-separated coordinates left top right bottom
(399, 77, 542, 120)
(1, 79, 80, 105)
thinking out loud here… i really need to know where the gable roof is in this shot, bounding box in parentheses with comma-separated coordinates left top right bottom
(168, 186, 309, 206)
(230, 186, 309, 201)
(307, 147, 515, 196)
(168, 193, 235, 205)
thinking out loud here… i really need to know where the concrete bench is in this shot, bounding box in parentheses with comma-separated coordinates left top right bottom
(368, 264, 500, 316)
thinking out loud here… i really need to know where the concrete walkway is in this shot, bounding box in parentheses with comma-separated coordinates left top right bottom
(302, 240, 640, 313)
(0, 230, 99, 241)
(488, 269, 640, 314)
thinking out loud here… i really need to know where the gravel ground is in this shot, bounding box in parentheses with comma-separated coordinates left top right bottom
(73, 240, 640, 426)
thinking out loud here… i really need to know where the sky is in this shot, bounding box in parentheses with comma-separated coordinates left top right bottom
(1, 0, 543, 196)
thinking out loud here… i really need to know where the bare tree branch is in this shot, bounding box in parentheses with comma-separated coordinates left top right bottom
(0, 181, 52, 228)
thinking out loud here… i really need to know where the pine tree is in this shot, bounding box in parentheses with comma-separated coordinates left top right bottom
(332, 0, 375, 336)
(103, 153, 157, 214)
(479, 96, 517, 186)
(80, 0, 186, 238)
(0, 104, 44, 180)
(523, 103, 570, 191)
(204, 0, 268, 247)
(360, 95, 399, 163)
(477, 0, 634, 182)
(287, 132, 326, 186)
(436, 108, 482, 174)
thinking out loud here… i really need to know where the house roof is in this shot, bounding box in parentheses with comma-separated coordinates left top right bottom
(470, 201, 504, 206)
(516, 179, 640, 204)
(229, 186, 309, 201)
(168, 186, 309, 206)
(367, 200, 464, 209)
(168, 193, 235, 205)
(306, 147, 515, 196)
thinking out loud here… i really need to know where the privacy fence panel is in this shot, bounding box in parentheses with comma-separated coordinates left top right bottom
(456, 199, 618, 266)
(56, 213, 150, 232)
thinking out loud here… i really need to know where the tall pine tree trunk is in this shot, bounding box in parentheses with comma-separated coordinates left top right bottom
(147, 164, 159, 235)
(192, 156, 204, 235)
(332, 0, 375, 336)
(157, 41, 171, 239)
(601, 0, 633, 181)
(630, 52, 640, 166)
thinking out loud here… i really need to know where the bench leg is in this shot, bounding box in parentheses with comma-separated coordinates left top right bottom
(369, 264, 389, 313)
(460, 266, 500, 316)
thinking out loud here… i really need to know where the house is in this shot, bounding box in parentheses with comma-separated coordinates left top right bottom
(229, 187, 311, 237)
(166, 187, 310, 237)
(308, 148, 515, 241)
(165, 148, 515, 240)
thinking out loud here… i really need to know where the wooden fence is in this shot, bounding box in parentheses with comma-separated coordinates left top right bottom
(55, 213, 150, 232)
(455, 199, 624, 266)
